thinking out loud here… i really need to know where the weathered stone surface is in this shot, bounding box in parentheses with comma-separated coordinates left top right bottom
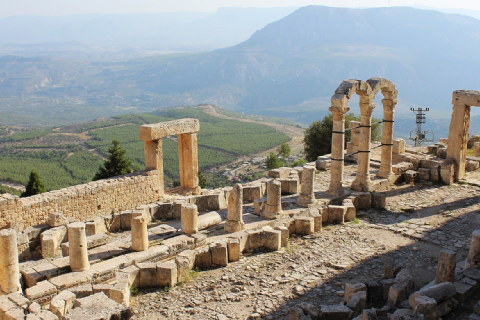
(409, 282, 456, 309)
(361, 309, 379, 320)
(227, 238, 240, 262)
(64, 292, 132, 319)
(345, 282, 367, 303)
(181, 203, 198, 235)
(298, 302, 320, 319)
(319, 304, 353, 319)
(393, 139, 406, 154)
(347, 291, 367, 316)
(210, 242, 228, 267)
(61, 233, 109, 256)
(328, 205, 346, 224)
(41, 225, 67, 259)
(175, 256, 190, 283)
(194, 246, 212, 270)
(49, 290, 75, 318)
(49, 272, 92, 291)
(294, 217, 315, 235)
(0, 229, 21, 294)
(435, 249, 456, 284)
(384, 260, 402, 279)
(24, 280, 57, 306)
(372, 193, 386, 209)
(139, 118, 199, 140)
(68, 284, 93, 299)
(137, 263, 157, 288)
(46, 212, 68, 227)
(413, 296, 437, 320)
(225, 184, 244, 233)
(265, 180, 282, 219)
(454, 279, 478, 305)
(85, 217, 107, 236)
(404, 170, 419, 184)
(157, 261, 177, 288)
(68, 222, 90, 272)
(437, 297, 458, 317)
(197, 211, 222, 231)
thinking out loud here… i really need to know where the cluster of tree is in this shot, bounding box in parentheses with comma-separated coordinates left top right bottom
(304, 113, 382, 161)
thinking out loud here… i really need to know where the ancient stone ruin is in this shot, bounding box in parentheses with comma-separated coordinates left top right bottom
(1, 84, 480, 319)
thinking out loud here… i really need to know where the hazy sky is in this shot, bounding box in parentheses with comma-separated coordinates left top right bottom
(1, 0, 480, 18)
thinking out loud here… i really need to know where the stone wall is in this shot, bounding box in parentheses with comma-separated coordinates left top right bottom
(0, 170, 161, 228)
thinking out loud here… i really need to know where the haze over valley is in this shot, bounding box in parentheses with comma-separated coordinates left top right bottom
(1, 5, 480, 139)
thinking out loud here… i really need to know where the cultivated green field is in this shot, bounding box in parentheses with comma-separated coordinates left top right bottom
(0, 106, 291, 192)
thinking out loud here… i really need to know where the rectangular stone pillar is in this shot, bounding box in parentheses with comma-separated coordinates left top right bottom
(144, 139, 164, 195)
(352, 100, 373, 191)
(178, 133, 199, 191)
(378, 100, 396, 179)
(447, 103, 470, 181)
(328, 103, 348, 196)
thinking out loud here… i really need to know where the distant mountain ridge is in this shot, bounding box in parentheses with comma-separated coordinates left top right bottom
(0, 5, 479, 139)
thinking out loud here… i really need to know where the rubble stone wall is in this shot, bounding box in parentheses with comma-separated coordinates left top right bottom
(0, 170, 161, 228)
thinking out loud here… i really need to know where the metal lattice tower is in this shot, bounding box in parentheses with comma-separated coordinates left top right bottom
(409, 108, 434, 147)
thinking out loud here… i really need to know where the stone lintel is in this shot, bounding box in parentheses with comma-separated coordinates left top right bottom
(139, 118, 200, 141)
(452, 90, 480, 107)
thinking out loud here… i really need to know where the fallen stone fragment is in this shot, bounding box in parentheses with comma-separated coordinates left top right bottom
(63, 292, 132, 319)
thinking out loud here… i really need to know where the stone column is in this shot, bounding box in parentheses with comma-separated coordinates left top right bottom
(0, 229, 20, 293)
(352, 97, 374, 190)
(297, 165, 316, 207)
(435, 249, 456, 283)
(265, 180, 282, 219)
(467, 230, 480, 269)
(181, 203, 198, 235)
(447, 103, 471, 181)
(327, 104, 348, 196)
(225, 184, 244, 232)
(178, 133, 200, 194)
(143, 139, 164, 195)
(378, 99, 397, 179)
(131, 216, 148, 251)
(68, 222, 90, 272)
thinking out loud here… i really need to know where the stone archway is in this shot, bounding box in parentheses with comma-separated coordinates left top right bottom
(327, 78, 397, 196)
(139, 118, 201, 195)
(446, 90, 480, 181)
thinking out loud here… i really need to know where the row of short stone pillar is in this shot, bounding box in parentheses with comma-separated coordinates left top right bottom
(0, 223, 91, 295)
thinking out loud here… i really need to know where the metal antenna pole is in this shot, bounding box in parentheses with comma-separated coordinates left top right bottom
(409, 108, 434, 147)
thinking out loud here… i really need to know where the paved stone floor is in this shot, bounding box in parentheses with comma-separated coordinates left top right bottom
(130, 164, 480, 320)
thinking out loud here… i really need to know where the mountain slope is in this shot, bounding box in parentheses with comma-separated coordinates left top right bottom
(0, 5, 479, 136)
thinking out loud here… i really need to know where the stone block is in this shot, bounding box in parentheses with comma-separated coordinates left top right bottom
(139, 118, 199, 140)
(65, 292, 132, 320)
(0, 295, 19, 315)
(190, 233, 207, 248)
(404, 170, 419, 184)
(119, 210, 133, 230)
(172, 200, 186, 220)
(157, 261, 178, 288)
(274, 226, 289, 248)
(347, 291, 367, 316)
(68, 284, 93, 299)
(49, 290, 75, 318)
(17, 232, 31, 261)
(366, 281, 382, 302)
(454, 279, 478, 305)
(294, 217, 315, 235)
(210, 242, 228, 267)
(361, 309, 379, 320)
(7, 292, 29, 310)
(380, 279, 397, 301)
(351, 192, 371, 210)
(298, 302, 320, 319)
(117, 265, 140, 287)
(109, 282, 130, 306)
(388, 315, 424, 320)
(41, 225, 67, 259)
(435, 249, 456, 284)
(440, 160, 455, 184)
(24, 280, 57, 306)
(194, 246, 212, 270)
(392, 162, 414, 175)
(104, 213, 120, 233)
(409, 282, 456, 309)
(254, 197, 266, 214)
(345, 282, 367, 303)
(417, 169, 431, 181)
(21, 267, 43, 288)
(437, 297, 458, 317)
(262, 229, 282, 251)
(430, 168, 440, 182)
(152, 202, 173, 220)
(388, 281, 411, 307)
(85, 217, 107, 236)
(32, 261, 60, 281)
(163, 235, 195, 255)
(343, 199, 356, 222)
(227, 238, 240, 262)
(137, 263, 157, 288)
(413, 296, 437, 320)
(466, 160, 480, 172)
(328, 205, 346, 224)
(317, 160, 331, 170)
(372, 193, 386, 209)
(46, 212, 68, 227)
(49, 271, 92, 291)
(290, 306, 305, 319)
(177, 250, 196, 270)
(437, 148, 447, 159)
(319, 305, 353, 319)
(176, 256, 190, 283)
(207, 191, 227, 211)
(384, 261, 402, 279)
(393, 139, 406, 154)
